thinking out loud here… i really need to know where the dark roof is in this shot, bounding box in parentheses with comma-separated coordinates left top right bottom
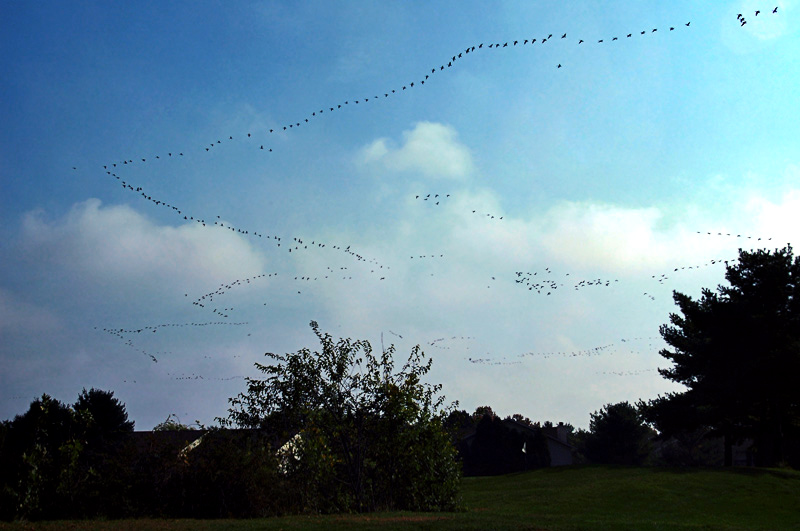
(127, 428, 288, 454)
(503, 419, 575, 450)
(128, 430, 206, 454)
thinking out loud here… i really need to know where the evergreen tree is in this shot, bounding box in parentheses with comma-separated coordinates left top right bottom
(643, 247, 800, 466)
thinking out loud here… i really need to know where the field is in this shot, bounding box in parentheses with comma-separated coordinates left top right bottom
(3, 466, 799, 530)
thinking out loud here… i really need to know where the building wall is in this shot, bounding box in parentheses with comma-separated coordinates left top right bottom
(546, 438, 574, 466)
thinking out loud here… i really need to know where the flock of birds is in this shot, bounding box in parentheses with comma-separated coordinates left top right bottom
(415, 193, 506, 221)
(469, 336, 661, 366)
(80, 10, 786, 389)
(75, 16, 700, 180)
(97, 321, 249, 364)
(100, 208, 777, 378)
(737, 6, 779, 26)
(509, 246, 767, 299)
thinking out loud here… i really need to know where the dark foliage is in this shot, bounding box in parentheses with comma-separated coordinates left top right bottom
(126, 429, 284, 518)
(0, 391, 286, 520)
(222, 321, 462, 514)
(0, 390, 134, 520)
(641, 247, 800, 467)
(458, 414, 550, 475)
(581, 402, 653, 465)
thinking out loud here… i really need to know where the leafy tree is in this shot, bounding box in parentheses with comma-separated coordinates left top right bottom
(68, 388, 134, 518)
(0, 394, 81, 519)
(472, 405, 495, 422)
(461, 413, 550, 475)
(73, 387, 134, 438)
(582, 401, 653, 465)
(508, 413, 536, 427)
(153, 414, 196, 431)
(141, 428, 284, 518)
(443, 409, 473, 443)
(222, 321, 461, 513)
(642, 247, 800, 466)
(0, 389, 138, 520)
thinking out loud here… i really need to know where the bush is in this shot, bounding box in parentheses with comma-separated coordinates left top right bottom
(223, 321, 462, 513)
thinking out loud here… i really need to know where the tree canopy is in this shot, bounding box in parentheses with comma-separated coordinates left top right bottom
(0, 389, 134, 520)
(581, 402, 653, 465)
(642, 246, 800, 466)
(222, 321, 461, 513)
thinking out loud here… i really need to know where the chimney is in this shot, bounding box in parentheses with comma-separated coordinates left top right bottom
(556, 422, 568, 443)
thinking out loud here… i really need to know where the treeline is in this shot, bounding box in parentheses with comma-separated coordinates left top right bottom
(1, 323, 463, 521)
(0, 390, 284, 520)
(444, 407, 559, 475)
(4, 247, 799, 520)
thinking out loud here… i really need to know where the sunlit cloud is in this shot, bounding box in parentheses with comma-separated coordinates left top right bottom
(20, 199, 267, 294)
(357, 121, 474, 179)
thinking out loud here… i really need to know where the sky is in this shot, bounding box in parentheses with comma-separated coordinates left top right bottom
(2, 1, 799, 431)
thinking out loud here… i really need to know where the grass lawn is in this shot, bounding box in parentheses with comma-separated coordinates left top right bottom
(3, 466, 799, 530)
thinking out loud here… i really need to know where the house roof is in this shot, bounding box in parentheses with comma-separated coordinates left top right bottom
(502, 419, 576, 450)
(127, 428, 289, 455)
(458, 418, 575, 450)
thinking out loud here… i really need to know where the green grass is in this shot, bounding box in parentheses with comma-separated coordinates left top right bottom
(3, 466, 800, 530)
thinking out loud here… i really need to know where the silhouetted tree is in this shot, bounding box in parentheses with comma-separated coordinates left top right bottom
(74, 387, 134, 439)
(472, 405, 495, 422)
(459, 413, 550, 475)
(153, 414, 196, 431)
(583, 401, 653, 465)
(642, 247, 800, 466)
(70, 388, 134, 517)
(0, 395, 81, 519)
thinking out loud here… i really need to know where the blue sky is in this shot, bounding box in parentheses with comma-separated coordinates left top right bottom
(2, 1, 799, 430)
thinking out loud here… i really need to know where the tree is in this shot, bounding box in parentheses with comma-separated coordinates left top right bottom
(153, 414, 196, 431)
(70, 388, 134, 517)
(222, 321, 461, 513)
(461, 414, 550, 475)
(0, 389, 138, 520)
(0, 395, 81, 519)
(582, 401, 653, 465)
(73, 387, 134, 438)
(642, 247, 800, 466)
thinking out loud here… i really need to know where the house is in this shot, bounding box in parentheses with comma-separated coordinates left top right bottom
(504, 419, 575, 467)
(128, 428, 297, 473)
(457, 416, 575, 475)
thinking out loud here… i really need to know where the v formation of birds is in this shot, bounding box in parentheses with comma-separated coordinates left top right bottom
(68, 12, 782, 382)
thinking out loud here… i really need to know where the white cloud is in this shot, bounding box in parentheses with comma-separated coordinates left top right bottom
(739, 0, 790, 40)
(743, 187, 800, 247)
(20, 199, 267, 294)
(357, 122, 474, 179)
(539, 202, 678, 272)
(721, 0, 792, 53)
